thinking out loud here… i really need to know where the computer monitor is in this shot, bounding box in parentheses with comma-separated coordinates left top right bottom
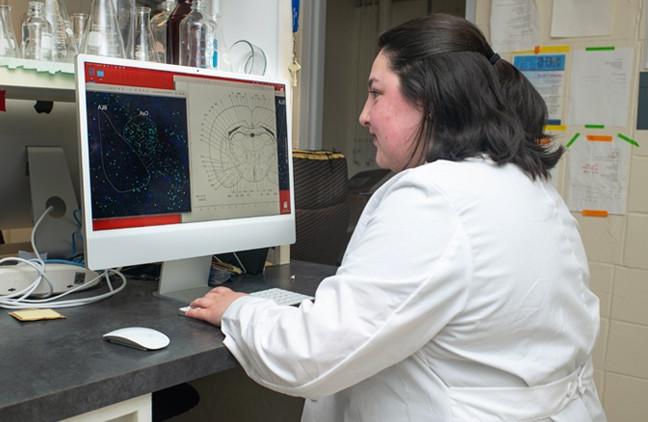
(75, 55, 295, 302)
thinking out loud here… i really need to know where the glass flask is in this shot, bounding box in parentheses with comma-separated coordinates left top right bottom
(81, 0, 125, 58)
(71, 13, 88, 51)
(179, 0, 217, 68)
(150, 0, 175, 63)
(112, 0, 135, 59)
(0, 5, 20, 58)
(166, 0, 192, 64)
(43, 0, 76, 62)
(21, 1, 53, 61)
(129, 7, 158, 62)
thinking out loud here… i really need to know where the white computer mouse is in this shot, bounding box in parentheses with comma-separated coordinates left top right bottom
(103, 327, 170, 351)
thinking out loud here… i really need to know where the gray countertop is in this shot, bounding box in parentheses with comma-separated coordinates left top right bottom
(0, 260, 336, 422)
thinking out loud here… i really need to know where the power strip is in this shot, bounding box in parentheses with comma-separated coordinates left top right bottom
(0, 264, 100, 297)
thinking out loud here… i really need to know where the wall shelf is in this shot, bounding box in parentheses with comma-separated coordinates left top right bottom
(0, 61, 75, 102)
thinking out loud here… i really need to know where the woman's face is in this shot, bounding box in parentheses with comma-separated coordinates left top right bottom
(359, 50, 423, 172)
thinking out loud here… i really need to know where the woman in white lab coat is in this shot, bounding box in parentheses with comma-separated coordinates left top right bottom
(187, 14, 606, 422)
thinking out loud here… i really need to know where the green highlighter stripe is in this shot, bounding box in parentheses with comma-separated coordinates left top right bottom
(585, 46, 616, 51)
(566, 133, 581, 148)
(617, 133, 640, 147)
(585, 124, 605, 129)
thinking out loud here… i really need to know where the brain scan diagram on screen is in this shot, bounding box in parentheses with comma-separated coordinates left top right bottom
(174, 77, 280, 222)
(85, 88, 191, 220)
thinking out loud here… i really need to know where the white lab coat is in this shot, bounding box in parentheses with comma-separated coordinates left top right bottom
(222, 158, 606, 422)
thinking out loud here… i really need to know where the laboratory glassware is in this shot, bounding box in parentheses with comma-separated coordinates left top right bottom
(205, 0, 226, 69)
(229, 39, 267, 75)
(150, 0, 175, 63)
(129, 7, 158, 62)
(0, 5, 19, 58)
(22, 1, 53, 61)
(71, 13, 88, 51)
(43, 0, 76, 62)
(81, 0, 126, 58)
(166, 0, 192, 64)
(112, 0, 135, 59)
(179, 0, 217, 68)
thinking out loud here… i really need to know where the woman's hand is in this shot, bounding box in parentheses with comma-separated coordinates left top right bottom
(185, 286, 247, 326)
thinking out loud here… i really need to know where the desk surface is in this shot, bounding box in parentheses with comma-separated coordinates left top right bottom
(0, 260, 336, 422)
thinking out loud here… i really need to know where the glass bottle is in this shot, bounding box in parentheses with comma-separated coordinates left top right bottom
(0, 5, 20, 58)
(112, 0, 135, 59)
(81, 0, 125, 58)
(166, 0, 192, 64)
(43, 0, 76, 62)
(21, 1, 53, 61)
(129, 7, 158, 62)
(150, 0, 175, 63)
(179, 0, 217, 68)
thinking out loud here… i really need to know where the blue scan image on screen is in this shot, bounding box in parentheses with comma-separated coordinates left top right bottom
(86, 91, 191, 219)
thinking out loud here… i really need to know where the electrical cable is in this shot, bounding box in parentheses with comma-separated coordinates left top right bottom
(0, 207, 127, 309)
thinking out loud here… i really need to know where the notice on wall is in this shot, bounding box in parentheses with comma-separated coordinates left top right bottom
(551, 0, 611, 38)
(490, 0, 540, 53)
(513, 53, 567, 125)
(567, 135, 631, 214)
(568, 47, 634, 127)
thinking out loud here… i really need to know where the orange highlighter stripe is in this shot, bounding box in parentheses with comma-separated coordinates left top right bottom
(582, 210, 609, 217)
(586, 135, 613, 142)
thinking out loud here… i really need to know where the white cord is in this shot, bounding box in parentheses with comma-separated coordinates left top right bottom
(0, 207, 127, 309)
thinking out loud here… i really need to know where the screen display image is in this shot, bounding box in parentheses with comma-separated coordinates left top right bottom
(83, 63, 291, 232)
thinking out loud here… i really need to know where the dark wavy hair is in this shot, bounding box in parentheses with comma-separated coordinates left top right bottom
(378, 14, 562, 180)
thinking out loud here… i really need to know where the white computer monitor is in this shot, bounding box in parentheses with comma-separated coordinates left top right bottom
(75, 55, 295, 302)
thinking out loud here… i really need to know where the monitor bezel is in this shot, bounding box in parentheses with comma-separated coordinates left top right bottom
(75, 54, 296, 270)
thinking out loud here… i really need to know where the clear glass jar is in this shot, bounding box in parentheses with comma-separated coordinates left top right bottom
(179, 0, 217, 68)
(0, 5, 19, 57)
(21, 1, 53, 61)
(150, 0, 176, 63)
(130, 7, 158, 62)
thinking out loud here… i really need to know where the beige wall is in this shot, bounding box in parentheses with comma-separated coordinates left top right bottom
(476, 1, 648, 421)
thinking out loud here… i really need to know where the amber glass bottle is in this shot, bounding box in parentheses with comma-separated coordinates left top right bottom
(165, 0, 192, 64)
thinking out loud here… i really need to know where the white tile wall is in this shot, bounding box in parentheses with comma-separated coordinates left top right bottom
(612, 267, 648, 325)
(575, 215, 626, 264)
(624, 214, 648, 269)
(604, 373, 648, 422)
(606, 321, 648, 379)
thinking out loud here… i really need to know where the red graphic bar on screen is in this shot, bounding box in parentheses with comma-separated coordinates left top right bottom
(93, 214, 182, 231)
(279, 190, 291, 214)
(84, 63, 285, 92)
(85, 63, 175, 90)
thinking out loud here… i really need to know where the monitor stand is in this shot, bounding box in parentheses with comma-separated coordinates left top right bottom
(158, 256, 213, 303)
(27, 146, 80, 258)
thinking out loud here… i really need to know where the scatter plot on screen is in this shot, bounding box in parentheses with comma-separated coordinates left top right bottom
(85, 91, 190, 219)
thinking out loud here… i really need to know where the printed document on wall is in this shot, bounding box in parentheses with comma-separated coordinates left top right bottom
(490, 0, 539, 53)
(567, 137, 631, 214)
(568, 48, 634, 127)
(513, 54, 567, 125)
(551, 0, 611, 37)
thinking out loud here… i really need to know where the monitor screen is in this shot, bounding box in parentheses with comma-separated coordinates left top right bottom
(76, 56, 295, 280)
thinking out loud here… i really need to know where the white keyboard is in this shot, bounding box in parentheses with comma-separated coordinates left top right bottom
(179, 288, 313, 313)
(249, 288, 313, 306)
